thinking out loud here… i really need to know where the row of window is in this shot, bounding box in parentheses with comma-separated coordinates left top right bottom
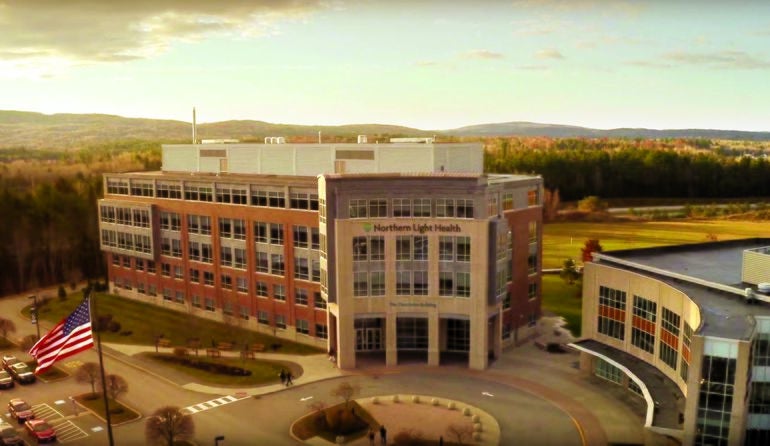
(100, 205, 151, 228)
(348, 198, 475, 219)
(107, 179, 319, 210)
(351, 270, 471, 297)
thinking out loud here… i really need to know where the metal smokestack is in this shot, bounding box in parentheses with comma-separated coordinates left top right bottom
(192, 107, 197, 144)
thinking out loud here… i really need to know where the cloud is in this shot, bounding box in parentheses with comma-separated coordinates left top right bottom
(461, 49, 504, 60)
(0, 1, 329, 64)
(665, 50, 770, 69)
(415, 60, 440, 67)
(535, 48, 564, 60)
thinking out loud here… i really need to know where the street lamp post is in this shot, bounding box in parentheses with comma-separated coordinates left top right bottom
(28, 295, 40, 340)
(214, 435, 225, 445)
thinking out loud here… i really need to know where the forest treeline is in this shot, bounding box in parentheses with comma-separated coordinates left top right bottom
(484, 137, 770, 201)
(1, 136, 769, 295)
(0, 142, 161, 295)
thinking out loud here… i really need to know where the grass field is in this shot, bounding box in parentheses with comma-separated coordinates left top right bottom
(541, 219, 770, 336)
(140, 352, 294, 386)
(31, 293, 322, 355)
(542, 219, 770, 268)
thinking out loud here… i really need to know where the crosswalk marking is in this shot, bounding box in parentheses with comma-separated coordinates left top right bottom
(181, 395, 248, 415)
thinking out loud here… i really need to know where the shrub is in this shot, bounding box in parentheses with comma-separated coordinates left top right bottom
(108, 321, 121, 333)
(393, 429, 423, 446)
(58, 285, 67, 301)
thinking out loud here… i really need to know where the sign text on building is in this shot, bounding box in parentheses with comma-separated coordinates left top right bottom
(363, 222, 462, 234)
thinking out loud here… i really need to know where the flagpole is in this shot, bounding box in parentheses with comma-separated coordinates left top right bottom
(89, 290, 115, 446)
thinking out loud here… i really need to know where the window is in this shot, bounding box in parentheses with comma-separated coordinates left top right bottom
(220, 246, 234, 268)
(393, 198, 411, 217)
(175, 291, 185, 304)
(189, 241, 201, 261)
(160, 212, 181, 231)
(163, 288, 173, 301)
(189, 269, 200, 283)
(147, 261, 156, 274)
(185, 184, 213, 202)
(354, 272, 368, 297)
(251, 189, 268, 207)
(353, 237, 368, 261)
(594, 358, 623, 384)
(135, 259, 144, 271)
(268, 191, 285, 208)
(456, 199, 474, 218)
(256, 252, 269, 273)
(528, 187, 539, 206)
(258, 311, 270, 325)
(439, 272, 454, 296)
(290, 192, 312, 210)
(161, 263, 171, 277)
(174, 265, 183, 280)
(413, 198, 431, 217)
(271, 254, 285, 276)
(201, 243, 213, 263)
(254, 222, 268, 243)
(188, 215, 211, 235)
(294, 257, 309, 280)
(222, 301, 233, 315)
(311, 228, 320, 250)
(273, 284, 286, 301)
(315, 324, 328, 339)
(240, 306, 249, 320)
(204, 298, 215, 312)
(314, 292, 327, 309)
(502, 192, 514, 210)
(204, 271, 214, 286)
(293, 226, 309, 248)
(396, 271, 411, 295)
(349, 199, 367, 218)
(295, 288, 308, 305)
(311, 260, 321, 282)
(659, 341, 678, 370)
(130, 182, 153, 197)
(413, 270, 428, 295)
(368, 199, 387, 217)
(414, 236, 428, 260)
(661, 307, 681, 336)
(256, 281, 269, 297)
(456, 237, 470, 262)
(221, 275, 232, 290)
(122, 256, 131, 268)
(191, 295, 201, 308)
(456, 272, 471, 297)
(436, 199, 455, 217)
(234, 248, 247, 269)
(370, 271, 385, 296)
(631, 295, 657, 354)
(270, 224, 284, 245)
(236, 277, 248, 293)
(157, 182, 182, 199)
(275, 314, 287, 329)
(597, 285, 626, 341)
(487, 194, 499, 216)
(396, 236, 411, 260)
(296, 319, 309, 335)
(439, 236, 454, 261)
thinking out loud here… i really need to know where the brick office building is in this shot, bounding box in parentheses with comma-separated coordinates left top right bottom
(98, 139, 543, 370)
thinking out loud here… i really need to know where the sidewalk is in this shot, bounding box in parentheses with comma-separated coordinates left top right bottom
(102, 342, 349, 396)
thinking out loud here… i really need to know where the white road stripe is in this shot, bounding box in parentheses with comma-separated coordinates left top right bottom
(181, 394, 250, 415)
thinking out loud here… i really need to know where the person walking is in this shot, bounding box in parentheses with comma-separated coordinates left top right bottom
(379, 425, 387, 445)
(368, 428, 375, 446)
(279, 369, 286, 386)
(286, 370, 294, 386)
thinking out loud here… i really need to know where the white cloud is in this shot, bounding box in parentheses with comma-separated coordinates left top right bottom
(535, 48, 564, 60)
(626, 50, 770, 70)
(0, 0, 329, 65)
(461, 49, 504, 60)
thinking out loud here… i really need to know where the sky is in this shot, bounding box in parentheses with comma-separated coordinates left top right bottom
(1, 0, 769, 131)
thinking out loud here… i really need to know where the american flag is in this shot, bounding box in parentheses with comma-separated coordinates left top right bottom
(29, 297, 94, 375)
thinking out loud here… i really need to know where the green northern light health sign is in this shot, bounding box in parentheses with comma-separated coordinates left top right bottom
(363, 222, 462, 234)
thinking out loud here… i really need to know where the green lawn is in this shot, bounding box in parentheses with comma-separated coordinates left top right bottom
(541, 219, 770, 336)
(542, 219, 770, 268)
(31, 293, 322, 355)
(141, 352, 295, 386)
(541, 275, 582, 336)
(74, 393, 141, 425)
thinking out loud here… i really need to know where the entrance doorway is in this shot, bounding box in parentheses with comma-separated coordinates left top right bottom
(354, 318, 383, 352)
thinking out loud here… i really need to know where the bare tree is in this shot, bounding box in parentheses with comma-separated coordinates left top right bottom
(145, 406, 195, 446)
(20, 334, 38, 350)
(446, 423, 474, 445)
(331, 382, 360, 409)
(103, 374, 128, 402)
(75, 362, 100, 397)
(0, 317, 16, 340)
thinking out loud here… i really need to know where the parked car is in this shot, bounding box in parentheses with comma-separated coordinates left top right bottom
(0, 370, 13, 389)
(0, 420, 23, 446)
(24, 419, 56, 444)
(7, 363, 35, 384)
(7, 399, 34, 424)
(1, 355, 19, 371)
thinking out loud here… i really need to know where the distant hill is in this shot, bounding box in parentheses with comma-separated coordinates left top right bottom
(444, 121, 770, 140)
(1, 110, 768, 150)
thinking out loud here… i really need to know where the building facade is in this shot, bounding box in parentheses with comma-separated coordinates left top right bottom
(574, 239, 770, 445)
(98, 140, 543, 370)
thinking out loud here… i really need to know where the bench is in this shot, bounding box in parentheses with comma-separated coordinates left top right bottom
(250, 343, 266, 353)
(217, 342, 234, 351)
(240, 351, 255, 360)
(206, 348, 221, 358)
(157, 338, 172, 348)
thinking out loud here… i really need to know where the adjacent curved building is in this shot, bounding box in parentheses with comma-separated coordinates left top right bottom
(574, 239, 770, 445)
(98, 139, 544, 370)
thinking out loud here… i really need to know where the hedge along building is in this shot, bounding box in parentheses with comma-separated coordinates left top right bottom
(573, 239, 770, 445)
(98, 138, 543, 370)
